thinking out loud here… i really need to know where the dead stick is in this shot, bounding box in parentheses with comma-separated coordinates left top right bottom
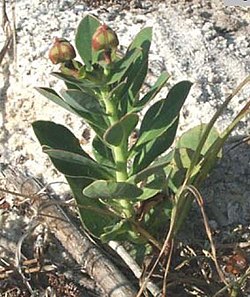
(1, 165, 137, 297)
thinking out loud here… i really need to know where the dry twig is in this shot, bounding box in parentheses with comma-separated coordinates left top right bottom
(0, 165, 136, 297)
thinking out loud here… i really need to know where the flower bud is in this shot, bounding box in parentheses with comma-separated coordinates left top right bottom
(49, 37, 76, 64)
(92, 24, 119, 52)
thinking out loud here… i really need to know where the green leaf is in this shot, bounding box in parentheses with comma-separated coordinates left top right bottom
(120, 56, 148, 115)
(67, 177, 114, 237)
(119, 27, 152, 110)
(135, 81, 192, 148)
(61, 89, 105, 115)
(52, 72, 102, 91)
(129, 151, 173, 184)
(169, 75, 250, 238)
(108, 80, 128, 106)
(36, 87, 81, 116)
(195, 99, 250, 186)
(32, 121, 114, 237)
(32, 121, 114, 180)
(127, 27, 152, 52)
(44, 148, 114, 180)
(100, 220, 141, 243)
(32, 120, 88, 156)
(36, 87, 107, 136)
(176, 124, 220, 155)
(83, 180, 143, 199)
(174, 148, 197, 171)
(104, 122, 123, 147)
(134, 170, 168, 201)
(136, 188, 160, 201)
(104, 113, 139, 147)
(133, 72, 170, 111)
(75, 15, 100, 69)
(162, 126, 221, 189)
(131, 118, 178, 174)
(108, 48, 142, 85)
(92, 136, 115, 168)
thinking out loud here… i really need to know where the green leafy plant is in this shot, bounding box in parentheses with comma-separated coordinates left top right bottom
(33, 15, 250, 258)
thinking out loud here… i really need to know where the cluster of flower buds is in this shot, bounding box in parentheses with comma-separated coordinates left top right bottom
(48, 23, 119, 70)
(49, 37, 76, 64)
(92, 24, 119, 64)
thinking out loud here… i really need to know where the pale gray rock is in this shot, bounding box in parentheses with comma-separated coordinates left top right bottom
(0, 0, 249, 218)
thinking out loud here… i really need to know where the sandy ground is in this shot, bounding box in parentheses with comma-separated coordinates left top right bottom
(0, 1, 249, 295)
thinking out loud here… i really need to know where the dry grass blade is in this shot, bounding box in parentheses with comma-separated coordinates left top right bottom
(162, 239, 174, 296)
(186, 185, 227, 286)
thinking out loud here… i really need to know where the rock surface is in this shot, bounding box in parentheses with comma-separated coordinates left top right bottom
(0, 0, 249, 220)
(0, 1, 249, 295)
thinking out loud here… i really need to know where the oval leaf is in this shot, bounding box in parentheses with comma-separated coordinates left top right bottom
(176, 124, 220, 156)
(133, 72, 170, 110)
(104, 113, 139, 147)
(61, 89, 105, 115)
(44, 148, 114, 180)
(92, 136, 115, 168)
(83, 180, 143, 199)
(136, 81, 192, 148)
(75, 15, 100, 69)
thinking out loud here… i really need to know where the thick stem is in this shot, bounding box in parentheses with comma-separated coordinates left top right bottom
(113, 144, 128, 181)
(101, 91, 131, 216)
(101, 91, 128, 181)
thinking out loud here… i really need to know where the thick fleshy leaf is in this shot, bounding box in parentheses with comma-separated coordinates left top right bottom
(136, 188, 159, 201)
(174, 148, 196, 171)
(194, 100, 250, 186)
(32, 121, 114, 236)
(127, 27, 152, 52)
(44, 148, 114, 180)
(108, 80, 128, 106)
(133, 72, 170, 111)
(166, 126, 221, 191)
(127, 57, 148, 100)
(104, 113, 139, 147)
(32, 120, 88, 156)
(107, 48, 142, 84)
(104, 123, 123, 147)
(52, 72, 102, 91)
(120, 56, 148, 115)
(36, 88, 107, 136)
(75, 15, 100, 69)
(83, 180, 143, 199)
(176, 124, 220, 155)
(135, 81, 192, 149)
(36, 87, 80, 116)
(66, 177, 114, 237)
(129, 151, 173, 184)
(119, 28, 152, 109)
(92, 135, 115, 168)
(131, 118, 178, 174)
(61, 89, 105, 115)
(133, 170, 168, 201)
(100, 220, 141, 243)
(32, 121, 114, 180)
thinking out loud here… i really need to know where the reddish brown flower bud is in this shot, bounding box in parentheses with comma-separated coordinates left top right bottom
(49, 37, 76, 64)
(92, 24, 119, 52)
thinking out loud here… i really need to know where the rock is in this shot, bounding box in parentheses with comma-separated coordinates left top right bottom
(0, 0, 249, 214)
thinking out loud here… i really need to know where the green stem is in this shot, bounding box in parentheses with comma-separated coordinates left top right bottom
(101, 91, 128, 181)
(101, 90, 131, 216)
